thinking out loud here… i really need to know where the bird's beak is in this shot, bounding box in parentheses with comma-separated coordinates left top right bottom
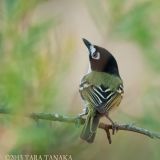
(82, 38, 92, 50)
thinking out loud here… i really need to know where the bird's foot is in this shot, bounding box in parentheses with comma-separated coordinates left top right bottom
(78, 108, 88, 118)
(75, 111, 87, 127)
(111, 122, 119, 135)
(78, 112, 86, 118)
(75, 115, 82, 127)
(105, 114, 119, 135)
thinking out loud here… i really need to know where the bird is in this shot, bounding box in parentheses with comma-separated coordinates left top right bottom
(79, 38, 124, 143)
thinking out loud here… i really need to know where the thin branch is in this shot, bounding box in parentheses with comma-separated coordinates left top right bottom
(0, 107, 160, 144)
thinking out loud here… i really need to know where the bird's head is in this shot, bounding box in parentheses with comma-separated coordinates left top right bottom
(82, 38, 120, 77)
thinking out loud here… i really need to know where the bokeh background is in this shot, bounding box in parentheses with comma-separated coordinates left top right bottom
(0, 0, 160, 159)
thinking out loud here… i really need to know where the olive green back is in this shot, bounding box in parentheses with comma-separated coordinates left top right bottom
(82, 71, 123, 91)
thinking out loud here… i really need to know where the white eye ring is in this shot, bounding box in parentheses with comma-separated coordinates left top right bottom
(89, 45, 100, 60)
(91, 52, 100, 60)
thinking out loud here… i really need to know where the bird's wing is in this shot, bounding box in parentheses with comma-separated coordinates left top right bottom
(79, 81, 123, 113)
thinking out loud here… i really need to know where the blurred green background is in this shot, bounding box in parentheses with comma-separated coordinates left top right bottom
(0, 0, 160, 159)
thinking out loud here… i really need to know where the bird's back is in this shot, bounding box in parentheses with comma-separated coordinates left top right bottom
(81, 71, 123, 90)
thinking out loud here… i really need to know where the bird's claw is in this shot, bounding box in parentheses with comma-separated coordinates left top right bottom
(75, 115, 82, 127)
(75, 113, 86, 127)
(78, 113, 84, 118)
(111, 122, 119, 135)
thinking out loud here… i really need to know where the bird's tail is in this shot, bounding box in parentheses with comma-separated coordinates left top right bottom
(80, 114, 100, 143)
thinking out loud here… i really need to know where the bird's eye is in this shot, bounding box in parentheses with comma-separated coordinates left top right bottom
(92, 52, 100, 60)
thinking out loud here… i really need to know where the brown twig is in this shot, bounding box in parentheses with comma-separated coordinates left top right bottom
(98, 122, 160, 143)
(29, 112, 160, 144)
(0, 108, 160, 144)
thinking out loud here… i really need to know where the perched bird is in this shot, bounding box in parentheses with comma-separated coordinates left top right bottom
(79, 38, 124, 143)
